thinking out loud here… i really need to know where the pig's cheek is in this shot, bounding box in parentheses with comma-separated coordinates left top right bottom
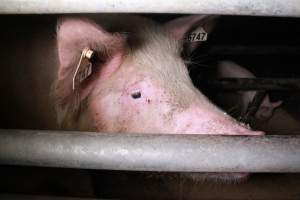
(119, 93, 147, 117)
(89, 94, 122, 131)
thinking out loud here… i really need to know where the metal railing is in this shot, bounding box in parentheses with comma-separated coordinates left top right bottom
(197, 78, 300, 91)
(0, 0, 299, 17)
(1, 129, 300, 172)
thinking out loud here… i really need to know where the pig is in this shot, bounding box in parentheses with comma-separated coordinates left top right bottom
(257, 108, 300, 134)
(54, 16, 262, 135)
(0, 15, 263, 183)
(216, 61, 282, 122)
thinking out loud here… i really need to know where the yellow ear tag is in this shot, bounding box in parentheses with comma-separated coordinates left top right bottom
(72, 48, 95, 90)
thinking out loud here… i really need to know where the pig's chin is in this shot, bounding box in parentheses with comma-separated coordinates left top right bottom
(183, 172, 250, 183)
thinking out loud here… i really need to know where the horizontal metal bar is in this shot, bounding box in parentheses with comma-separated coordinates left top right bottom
(197, 78, 300, 91)
(0, 194, 107, 200)
(207, 45, 300, 55)
(0, 0, 300, 17)
(1, 129, 300, 172)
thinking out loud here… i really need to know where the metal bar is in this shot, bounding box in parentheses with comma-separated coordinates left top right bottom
(207, 45, 300, 55)
(0, 129, 300, 172)
(197, 78, 300, 91)
(240, 91, 267, 123)
(0, 194, 109, 200)
(0, 0, 300, 17)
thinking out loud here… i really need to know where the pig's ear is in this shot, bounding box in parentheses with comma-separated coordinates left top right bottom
(55, 17, 125, 100)
(164, 15, 218, 53)
(271, 100, 283, 109)
(57, 17, 125, 80)
(54, 17, 126, 126)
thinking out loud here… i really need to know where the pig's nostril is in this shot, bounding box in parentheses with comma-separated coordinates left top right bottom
(131, 91, 142, 99)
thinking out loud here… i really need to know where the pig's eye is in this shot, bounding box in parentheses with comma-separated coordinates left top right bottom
(131, 91, 142, 99)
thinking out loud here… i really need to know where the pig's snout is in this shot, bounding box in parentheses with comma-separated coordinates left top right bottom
(176, 104, 264, 183)
(173, 104, 264, 136)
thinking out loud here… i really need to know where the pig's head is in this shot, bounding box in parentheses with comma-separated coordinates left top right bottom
(53, 15, 264, 182)
(53, 15, 264, 136)
(53, 15, 262, 136)
(255, 96, 282, 121)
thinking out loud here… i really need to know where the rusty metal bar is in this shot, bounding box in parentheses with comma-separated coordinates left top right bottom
(0, 194, 108, 200)
(198, 78, 300, 91)
(0, 0, 300, 17)
(0, 129, 300, 172)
